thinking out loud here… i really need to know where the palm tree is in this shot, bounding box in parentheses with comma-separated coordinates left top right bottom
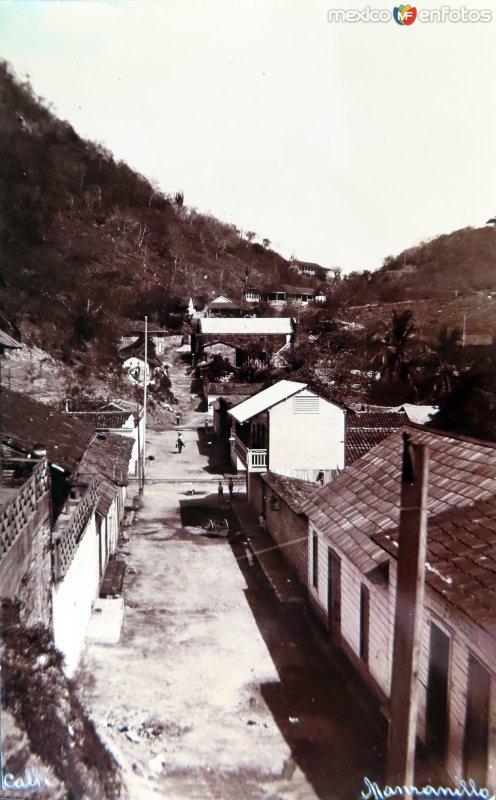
(425, 326, 462, 396)
(369, 309, 421, 384)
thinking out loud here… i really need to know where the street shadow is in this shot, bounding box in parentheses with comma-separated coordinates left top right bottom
(179, 493, 239, 531)
(228, 538, 388, 800)
(195, 428, 233, 474)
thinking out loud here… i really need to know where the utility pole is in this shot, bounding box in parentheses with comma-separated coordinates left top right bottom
(142, 316, 148, 490)
(462, 313, 467, 347)
(387, 433, 429, 786)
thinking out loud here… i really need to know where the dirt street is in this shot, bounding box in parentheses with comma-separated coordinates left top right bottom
(79, 343, 386, 800)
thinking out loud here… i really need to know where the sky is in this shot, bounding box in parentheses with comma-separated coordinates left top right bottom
(0, 0, 495, 273)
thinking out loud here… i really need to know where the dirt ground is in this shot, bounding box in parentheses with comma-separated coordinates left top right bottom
(79, 340, 387, 800)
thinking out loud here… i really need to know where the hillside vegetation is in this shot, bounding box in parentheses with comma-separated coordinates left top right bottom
(0, 62, 294, 363)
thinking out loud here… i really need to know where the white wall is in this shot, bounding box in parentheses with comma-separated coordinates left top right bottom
(52, 514, 100, 676)
(269, 389, 345, 474)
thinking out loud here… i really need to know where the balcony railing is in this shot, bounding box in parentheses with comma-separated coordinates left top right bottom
(53, 479, 99, 582)
(0, 457, 50, 563)
(233, 437, 267, 472)
(249, 449, 267, 471)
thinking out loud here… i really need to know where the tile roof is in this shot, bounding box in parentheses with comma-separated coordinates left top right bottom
(72, 432, 133, 487)
(199, 318, 294, 336)
(207, 382, 264, 397)
(373, 496, 496, 633)
(1, 389, 94, 473)
(229, 380, 308, 423)
(302, 426, 496, 578)
(0, 331, 21, 349)
(262, 472, 316, 515)
(346, 411, 408, 464)
(66, 411, 134, 429)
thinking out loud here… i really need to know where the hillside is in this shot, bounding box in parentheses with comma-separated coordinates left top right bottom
(0, 62, 296, 364)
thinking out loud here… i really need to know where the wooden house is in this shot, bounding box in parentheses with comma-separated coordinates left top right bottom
(228, 380, 345, 501)
(301, 426, 496, 791)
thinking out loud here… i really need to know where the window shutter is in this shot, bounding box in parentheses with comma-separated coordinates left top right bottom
(293, 395, 320, 413)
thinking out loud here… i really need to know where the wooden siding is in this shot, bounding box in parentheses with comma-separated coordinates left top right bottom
(308, 523, 496, 790)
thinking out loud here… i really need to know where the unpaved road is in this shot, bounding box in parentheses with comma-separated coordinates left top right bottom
(79, 342, 386, 800)
(79, 344, 320, 799)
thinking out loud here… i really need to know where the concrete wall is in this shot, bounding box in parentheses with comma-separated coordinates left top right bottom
(269, 389, 345, 475)
(264, 489, 308, 587)
(52, 513, 100, 676)
(248, 473, 264, 512)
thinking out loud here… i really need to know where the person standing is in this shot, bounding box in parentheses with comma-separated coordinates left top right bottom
(217, 481, 224, 504)
(228, 477, 234, 499)
(176, 410, 181, 426)
(176, 433, 184, 453)
(258, 513, 266, 532)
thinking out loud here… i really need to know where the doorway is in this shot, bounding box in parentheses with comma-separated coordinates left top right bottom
(463, 654, 491, 787)
(327, 548, 341, 640)
(425, 622, 451, 763)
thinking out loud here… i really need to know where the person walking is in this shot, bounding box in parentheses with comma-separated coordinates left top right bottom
(176, 433, 185, 453)
(217, 481, 224, 504)
(228, 477, 234, 499)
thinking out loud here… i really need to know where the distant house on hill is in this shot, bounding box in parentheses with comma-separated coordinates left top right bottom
(264, 284, 326, 306)
(290, 260, 330, 281)
(204, 295, 254, 317)
(242, 287, 262, 305)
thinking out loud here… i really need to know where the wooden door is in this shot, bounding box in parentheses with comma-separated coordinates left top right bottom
(425, 622, 450, 763)
(327, 548, 341, 640)
(464, 655, 491, 787)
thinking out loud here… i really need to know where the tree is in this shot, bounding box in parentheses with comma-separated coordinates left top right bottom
(368, 309, 421, 384)
(245, 231, 256, 244)
(262, 238, 271, 249)
(430, 365, 496, 441)
(174, 191, 184, 208)
(422, 326, 463, 397)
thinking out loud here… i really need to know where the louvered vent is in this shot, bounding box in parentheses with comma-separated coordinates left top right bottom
(293, 395, 320, 413)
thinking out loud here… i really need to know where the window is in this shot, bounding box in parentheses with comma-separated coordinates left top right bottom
(360, 584, 370, 663)
(312, 532, 319, 588)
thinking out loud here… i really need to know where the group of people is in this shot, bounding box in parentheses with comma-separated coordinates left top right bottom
(217, 478, 234, 503)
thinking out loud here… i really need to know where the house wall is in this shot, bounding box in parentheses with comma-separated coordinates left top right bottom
(0, 461, 52, 628)
(269, 390, 345, 475)
(52, 513, 100, 676)
(307, 524, 496, 790)
(264, 488, 308, 586)
(98, 495, 120, 575)
(248, 473, 264, 511)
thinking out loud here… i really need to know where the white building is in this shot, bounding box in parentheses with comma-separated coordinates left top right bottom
(228, 380, 345, 500)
